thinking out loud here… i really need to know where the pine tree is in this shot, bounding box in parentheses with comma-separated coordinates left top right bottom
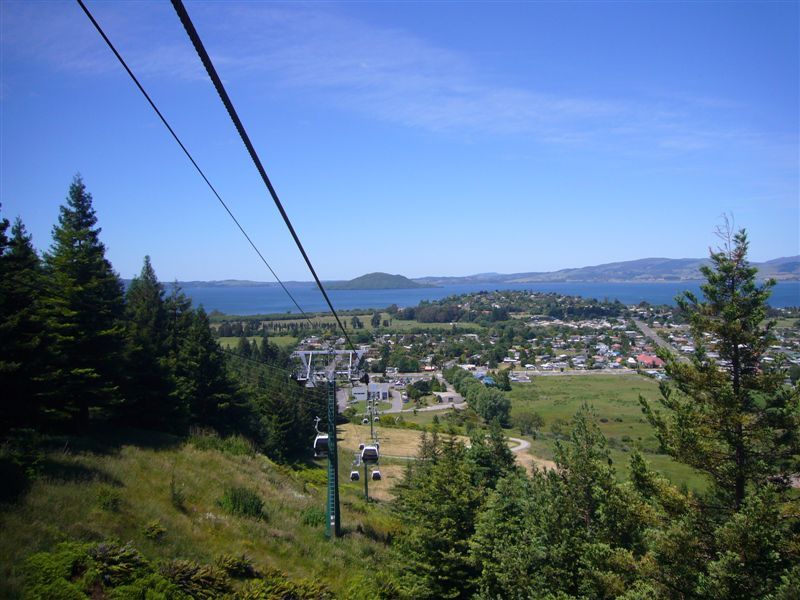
(641, 227, 799, 510)
(172, 307, 243, 431)
(394, 437, 482, 598)
(640, 226, 800, 597)
(0, 214, 45, 430)
(41, 177, 125, 430)
(123, 256, 175, 429)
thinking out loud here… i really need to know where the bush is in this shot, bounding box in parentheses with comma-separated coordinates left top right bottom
(301, 506, 326, 528)
(143, 520, 166, 541)
(22, 542, 92, 590)
(88, 541, 148, 586)
(108, 573, 185, 599)
(218, 486, 266, 520)
(96, 485, 121, 512)
(170, 472, 186, 512)
(160, 559, 230, 598)
(512, 410, 544, 436)
(237, 568, 332, 599)
(217, 553, 257, 578)
(189, 429, 255, 457)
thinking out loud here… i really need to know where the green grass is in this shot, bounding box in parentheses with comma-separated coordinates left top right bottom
(508, 375, 708, 490)
(349, 400, 393, 414)
(0, 430, 396, 598)
(255, 312, 482, 333)
(217, 335, 298, 350)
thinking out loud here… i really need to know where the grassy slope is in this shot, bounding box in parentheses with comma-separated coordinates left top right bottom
(0, 430, 396, 598)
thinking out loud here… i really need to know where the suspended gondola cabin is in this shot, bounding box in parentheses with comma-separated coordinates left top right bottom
(313, 433, 329, 458)
(361, 443, 379, 463)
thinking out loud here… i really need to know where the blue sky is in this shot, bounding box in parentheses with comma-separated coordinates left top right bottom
(1, 0, 797, 281)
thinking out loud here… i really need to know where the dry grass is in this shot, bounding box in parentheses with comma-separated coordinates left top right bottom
(338, 424, 469, 459)
(338, 423, 548, 477)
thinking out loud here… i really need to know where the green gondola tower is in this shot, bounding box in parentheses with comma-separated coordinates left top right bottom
(325, 379, 341, 538)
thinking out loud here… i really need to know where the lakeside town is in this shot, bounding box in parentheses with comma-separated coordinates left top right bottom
(215, 290, 800, 408)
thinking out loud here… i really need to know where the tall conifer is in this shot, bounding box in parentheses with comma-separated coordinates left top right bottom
(41, 176, 125, 430)
(0, 214, 45, 430)
(123, 256, 174, 428)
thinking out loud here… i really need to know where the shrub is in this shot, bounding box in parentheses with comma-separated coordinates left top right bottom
(95, 486, 121, 512)
(22, 542, 91, 589)
(160, 559, 230, 598)
(88, 541, 148, 586)
(170, 472, 186, 512)
(188, 429, 254, 457)
(217, 553, 257, 578)
(108, 573, 185, 599)
(512, 410, 544, 436)
(218, 486, 266, 520)
(301, 506, 326, 528)
(237, 569, 332, 600)
(143, 520, 166, 541)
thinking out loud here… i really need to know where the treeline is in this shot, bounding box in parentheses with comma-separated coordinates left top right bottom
(0, 177, 321, 462)
(389, 231, 800, 599)
(444, 367, 511, 426)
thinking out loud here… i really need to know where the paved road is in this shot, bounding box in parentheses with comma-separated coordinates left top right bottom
(507, 437, 530, 453)
(633, 318, 673, 352)
(511, 369, 641, 378)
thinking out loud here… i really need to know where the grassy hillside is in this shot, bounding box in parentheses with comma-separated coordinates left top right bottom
(0, 429, 397, 598)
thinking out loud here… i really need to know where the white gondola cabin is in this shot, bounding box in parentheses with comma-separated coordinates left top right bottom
(361, 443, 379, 463)
(313, 433, 329, 458)
(371, 470, 382, 481)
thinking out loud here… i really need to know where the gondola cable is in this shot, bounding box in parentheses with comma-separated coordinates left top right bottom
(75, 0, 315, 329)
(169, 0, 356, 353)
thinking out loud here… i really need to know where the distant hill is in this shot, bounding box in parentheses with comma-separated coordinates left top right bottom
(149, 256, 798, 288)
(414, 256, 800, 285)
(328, 272, 434, 290)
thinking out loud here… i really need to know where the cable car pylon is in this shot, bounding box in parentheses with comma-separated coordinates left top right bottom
(295, 348, 366, 539)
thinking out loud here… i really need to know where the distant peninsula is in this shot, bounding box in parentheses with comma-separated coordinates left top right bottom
(328, 272, 434, 290)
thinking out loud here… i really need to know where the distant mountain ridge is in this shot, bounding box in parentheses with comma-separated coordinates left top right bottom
(413, 256, 800, 285)
(152, 256, 799, 287)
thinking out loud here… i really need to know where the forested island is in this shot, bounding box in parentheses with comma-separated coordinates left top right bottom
(1, 177, 798, 599)
(328, 272, 433, 290)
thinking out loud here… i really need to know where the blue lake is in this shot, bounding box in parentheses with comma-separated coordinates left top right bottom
(174, 280, 800, 315)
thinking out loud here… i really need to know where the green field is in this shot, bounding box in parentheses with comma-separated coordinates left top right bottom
(508, 375, 707, 489)
(254, 312, 482, 333)
(218, 335, 298, 350)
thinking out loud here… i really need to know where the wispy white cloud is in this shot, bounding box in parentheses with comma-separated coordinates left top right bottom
(2, 1, 791, 156)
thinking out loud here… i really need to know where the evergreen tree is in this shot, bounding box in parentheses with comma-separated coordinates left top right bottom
(236, 333, 251, 358)
(123, 256, 175, 429)
(641, 228, 799, 510)
(639, 227, 800, 598)
(41, 177, 125, 430)
(465, 419, 516, 489)
(0, 215, 45, 430)
(172, 307, 242, 431)
(394, 437, 482, 599)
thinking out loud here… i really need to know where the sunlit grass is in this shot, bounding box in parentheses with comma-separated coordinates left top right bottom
(0, 431, 396, 598)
